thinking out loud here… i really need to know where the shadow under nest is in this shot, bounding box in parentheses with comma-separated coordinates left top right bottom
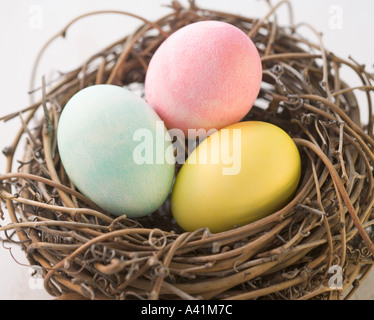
(1, 0, 374, 300)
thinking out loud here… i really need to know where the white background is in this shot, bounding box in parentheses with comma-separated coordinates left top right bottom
(0, 0, 373, 300)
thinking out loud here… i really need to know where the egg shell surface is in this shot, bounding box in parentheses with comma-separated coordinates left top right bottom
(171, 121, 302, 233)
(145, 20, 263, 135)
(57, 84, 175, 218)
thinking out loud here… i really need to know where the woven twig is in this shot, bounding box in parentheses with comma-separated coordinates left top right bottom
(1, 0, 374, 300)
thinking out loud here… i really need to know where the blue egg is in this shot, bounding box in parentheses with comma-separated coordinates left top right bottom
(57, 84, 175, 218)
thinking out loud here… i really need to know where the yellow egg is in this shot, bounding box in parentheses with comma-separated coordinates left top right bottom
(171, 121, 302, 233)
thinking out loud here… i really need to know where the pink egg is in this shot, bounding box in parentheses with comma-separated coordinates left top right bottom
(145, 20, 262, 135)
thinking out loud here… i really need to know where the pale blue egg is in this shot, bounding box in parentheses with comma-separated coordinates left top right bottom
(57, 84, 175, 218)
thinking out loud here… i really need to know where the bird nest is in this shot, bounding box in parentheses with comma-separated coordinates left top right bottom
(1, 0, 374, 300)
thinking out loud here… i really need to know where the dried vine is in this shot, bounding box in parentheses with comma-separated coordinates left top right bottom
(1, 0, 374, 300)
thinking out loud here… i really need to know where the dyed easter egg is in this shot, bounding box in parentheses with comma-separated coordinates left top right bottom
(145, 20, 263, 135)
(57, 84, 175, 218)
(171, 121, 301, 233)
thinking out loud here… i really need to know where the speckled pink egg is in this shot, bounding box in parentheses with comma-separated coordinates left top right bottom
(145, 20, 262, 135)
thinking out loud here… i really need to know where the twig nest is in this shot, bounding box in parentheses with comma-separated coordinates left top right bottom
(0, 0, 374, 300)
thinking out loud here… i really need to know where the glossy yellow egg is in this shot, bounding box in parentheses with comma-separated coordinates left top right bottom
(171, 121, 301, 233)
